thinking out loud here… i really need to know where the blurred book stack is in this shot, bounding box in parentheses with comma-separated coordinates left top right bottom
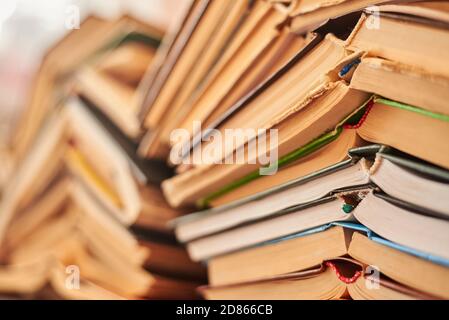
(1, 0, 449, 301)
(140, 0, 448, 299)
(0, 14, 205, 299)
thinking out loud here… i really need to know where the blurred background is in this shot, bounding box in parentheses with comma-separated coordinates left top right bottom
(0, 0, 187, 153)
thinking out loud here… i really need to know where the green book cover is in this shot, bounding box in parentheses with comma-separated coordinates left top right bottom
(197, 97, 374, 208)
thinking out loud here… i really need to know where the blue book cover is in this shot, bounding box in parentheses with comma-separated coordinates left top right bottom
(261, 222, 449, 268)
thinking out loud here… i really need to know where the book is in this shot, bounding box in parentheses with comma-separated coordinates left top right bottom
(163, 91, 449, 208)
(356, 97, 449, 169)
(172, 145, 374, 243)
(160, 2, 449, 210)
(162, 32, 369, 208)
(139, 1, 300, 158)
(11, 15, 164, 164)
(184, 188, 368, 261)
(0, 98, 177, 235)
(208, 128, 365, 206)
(205, 223, 449, 299)
(138, 0, 211, 129)
(207, 226, 351, 286)
(346, 4, 449, 78)
(201, 258, 433, 300)
(289, 0, 389, 34)
(350, 57, 449, 116)
(3, 0, 449, 301)
(354, 192, 449, 261)
(0, 176, 202, 299)
(0, 100, 202, 299)
(172, 144, 449, 243)
(75, 24, 164, 138)
(370, 148, 449, 216)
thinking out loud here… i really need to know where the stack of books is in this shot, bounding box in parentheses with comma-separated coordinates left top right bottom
(149, 1, 449, 299)
(1, 0, 449, 301)
(0, 14, 205, 299)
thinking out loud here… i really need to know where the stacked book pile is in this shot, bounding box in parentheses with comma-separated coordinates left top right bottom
(143, 0, 448, 299)
(0, 0, 448, 300)
(0, 15, 205, 299)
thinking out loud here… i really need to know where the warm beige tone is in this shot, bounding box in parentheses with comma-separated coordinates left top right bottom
(351, 57, 449, 116)
(357, 101, 449, 170)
